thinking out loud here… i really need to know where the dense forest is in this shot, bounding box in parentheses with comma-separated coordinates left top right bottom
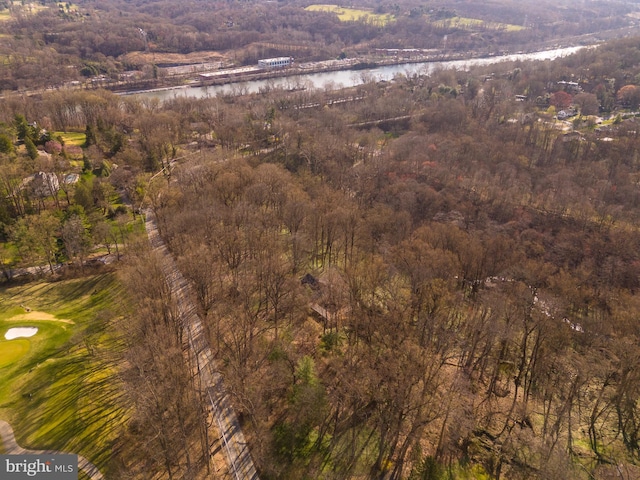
(144, 41, 640, 479)
(5, 27, 640, 480)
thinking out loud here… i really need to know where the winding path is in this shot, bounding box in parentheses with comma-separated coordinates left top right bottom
(0, 420, 104, 480)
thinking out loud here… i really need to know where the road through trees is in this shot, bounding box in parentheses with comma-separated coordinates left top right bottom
(144, 209, 259, 480)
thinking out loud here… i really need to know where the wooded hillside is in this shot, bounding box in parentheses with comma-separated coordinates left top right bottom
(140, 39, 640, 479)
(4, 36, 640, 479)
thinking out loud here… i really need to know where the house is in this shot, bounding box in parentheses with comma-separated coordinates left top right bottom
(557, 80, 582, 94)
(562, 132, 584, 142)
(63, 173, 80, 185)
(30, 172, 59, 197)
(557, 108, 577, 120)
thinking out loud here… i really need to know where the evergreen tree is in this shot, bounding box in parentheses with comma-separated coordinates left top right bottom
(84, 124, 97, 147)
(0, 134, 13, 154)
(24, 137, 38, 160)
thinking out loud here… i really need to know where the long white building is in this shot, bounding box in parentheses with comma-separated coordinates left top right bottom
(258, 57, 293, 69)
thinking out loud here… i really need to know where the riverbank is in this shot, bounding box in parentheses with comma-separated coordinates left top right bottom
(111, 53, 462, 94)
(117, 22, 640, 97)
(0, 41, 600, 101)
(111, 45, 580, 95)
(126, 45, 589, 102)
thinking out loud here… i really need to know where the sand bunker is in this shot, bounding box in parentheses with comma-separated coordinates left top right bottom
(4, 327, 38, 340)
(10, 311, 73, 324)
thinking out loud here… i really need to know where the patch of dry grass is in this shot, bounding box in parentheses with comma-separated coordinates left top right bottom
(305, 4, 394, 26)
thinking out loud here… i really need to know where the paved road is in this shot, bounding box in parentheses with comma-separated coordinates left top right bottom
(145, 210, 259, 480)
(0, 420, 104, 480)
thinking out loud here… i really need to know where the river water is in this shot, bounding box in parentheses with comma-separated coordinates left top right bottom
(131, 46, 587, 102)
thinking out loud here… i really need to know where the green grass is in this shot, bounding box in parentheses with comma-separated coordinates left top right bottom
(0, 338, 30, 368)
(434, 16, 525, 32)
(0, 242, 18, 272)
(305, 4, 394, 25)
(0, 273, 125, 477)
(54, 131, 86, 147)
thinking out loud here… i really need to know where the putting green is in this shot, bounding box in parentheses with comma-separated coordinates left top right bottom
(0, 314, 69, 371)
(0, 338, 30, 368)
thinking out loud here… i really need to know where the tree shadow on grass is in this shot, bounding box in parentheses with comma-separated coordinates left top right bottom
(1, 272, 127, 477)
(23, 274, 117, 320)
(10, 319, 127, 477)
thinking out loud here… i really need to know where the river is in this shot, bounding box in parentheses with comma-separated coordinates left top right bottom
(130, 46, 587, 102)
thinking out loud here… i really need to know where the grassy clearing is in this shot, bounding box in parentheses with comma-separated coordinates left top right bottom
(434, 16, 525, 32)
(0, 1, 48, 21)
(20, 2, 47, 15)
(0, 273, 125, 477)
(305, 4, 394, 25)
(55, 131, 86, 147)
